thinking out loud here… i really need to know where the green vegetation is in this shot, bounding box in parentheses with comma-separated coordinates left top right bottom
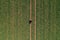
(0, 0, 60, 40)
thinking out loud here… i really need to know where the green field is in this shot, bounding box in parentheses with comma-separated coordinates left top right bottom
(0, 0, 60, 40)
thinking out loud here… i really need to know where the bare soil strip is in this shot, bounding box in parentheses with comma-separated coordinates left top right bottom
(34, 0, 36, 40)
(30, 0, 32, 19)
(30, 0, 32, 40)
(30, 13, 32, 40)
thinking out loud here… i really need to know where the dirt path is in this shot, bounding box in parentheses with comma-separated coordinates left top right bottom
(30, 0, 32, 40)
(30, 0, 32, 20)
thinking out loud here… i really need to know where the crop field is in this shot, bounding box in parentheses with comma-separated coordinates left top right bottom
(0, 0, 60, 40)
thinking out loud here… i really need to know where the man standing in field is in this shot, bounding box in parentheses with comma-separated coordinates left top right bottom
(29, 20, 32, 24)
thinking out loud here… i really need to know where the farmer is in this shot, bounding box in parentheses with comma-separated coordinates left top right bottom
(29, 20, 32, 24)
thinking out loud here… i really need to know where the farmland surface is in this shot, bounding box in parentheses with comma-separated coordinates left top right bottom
(0, 0, 60, 40)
